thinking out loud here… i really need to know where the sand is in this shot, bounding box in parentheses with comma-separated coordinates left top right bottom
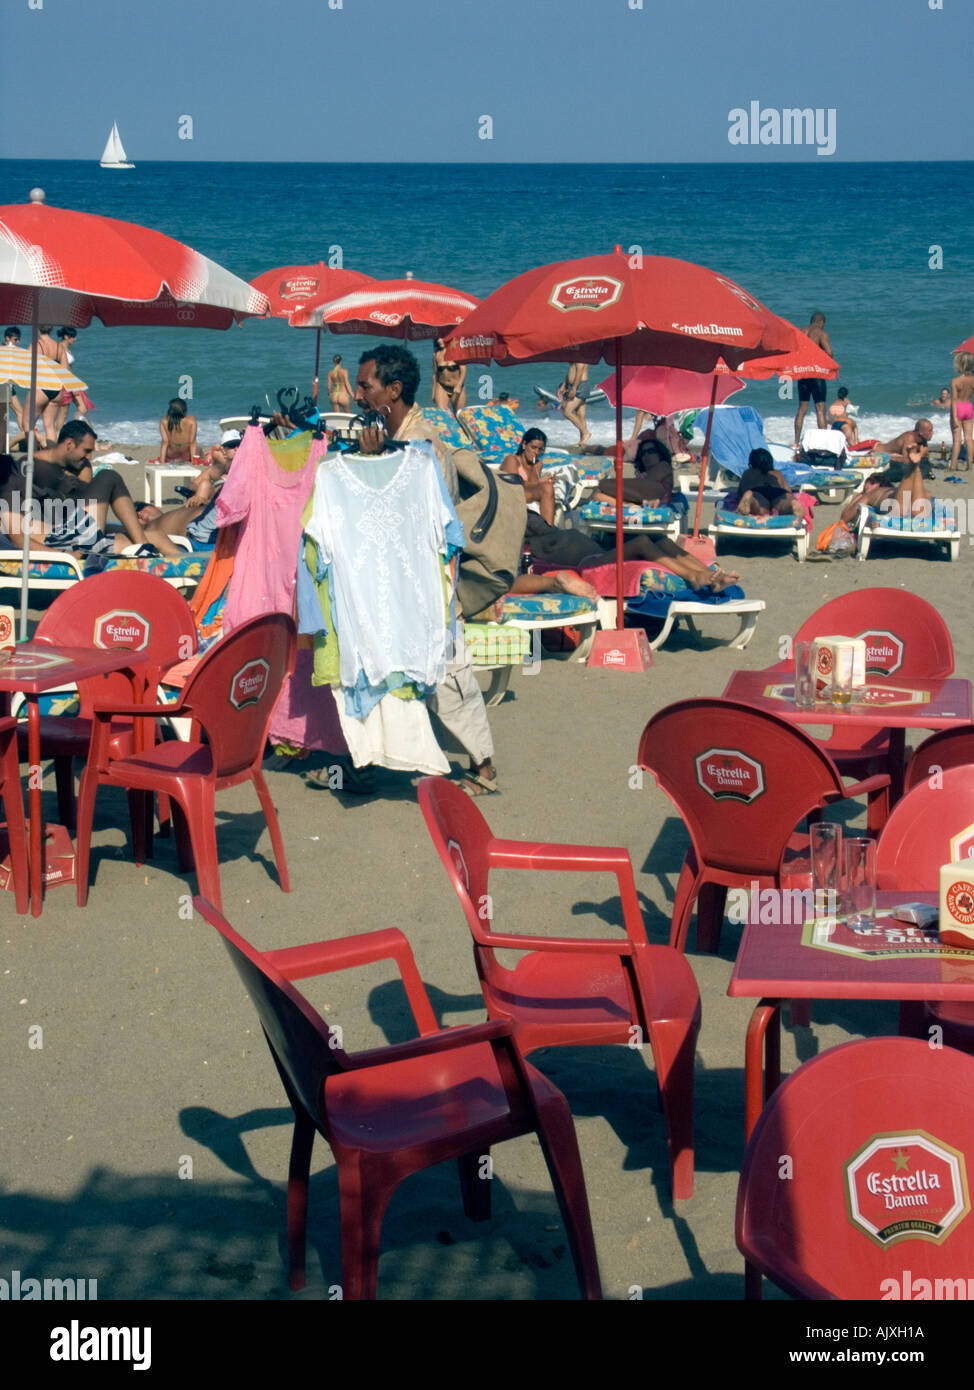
(1, 448, 971, 1307)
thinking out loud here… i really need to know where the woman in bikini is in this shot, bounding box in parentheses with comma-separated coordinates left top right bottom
(432, 338, 467, 413)
(327, 354, 354, 412)
(950, 352, 974, 472)
(499, 428, 556, 523)
(35, 325, 69, 446)
(158, 398, 199, 464)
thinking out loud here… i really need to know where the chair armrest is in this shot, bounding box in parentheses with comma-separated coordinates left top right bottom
(826, 772, 891, 801)
(344, 1018, 512, 1069)
(475, 931, 633, 954)
(90, 701, 182, 720)
(485, 838, 648, 947)
(262, 926, 439, 1035)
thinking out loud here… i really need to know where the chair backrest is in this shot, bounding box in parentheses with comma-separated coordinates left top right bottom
(418, 406, 470, 452)
(418, 776, 496, 946)
(180, 613, 296, 778)
(693, 405, 767, 476)
(790, 588, 954, 682)
(904, 726, 974, 796)
(876, 765, 974, 889)
(34, 570, 198, 714)
(736, 1037, 974, 1299)
(196, 899, 347, 1125)
(638, 699, 845, 875)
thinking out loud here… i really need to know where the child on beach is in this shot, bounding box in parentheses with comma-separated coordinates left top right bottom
(950, 352, 974, 473)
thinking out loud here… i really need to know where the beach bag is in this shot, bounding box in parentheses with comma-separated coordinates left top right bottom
(816, 520, 856, 555)
(452, 449, 528, 620)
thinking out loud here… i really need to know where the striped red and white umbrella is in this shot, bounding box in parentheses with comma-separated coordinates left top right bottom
(0, 189, 268, 636)
(250, 262, 374, 400)
(290, 273, 479, 339)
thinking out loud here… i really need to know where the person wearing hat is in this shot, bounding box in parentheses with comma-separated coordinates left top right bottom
(146, 429, 241, 549)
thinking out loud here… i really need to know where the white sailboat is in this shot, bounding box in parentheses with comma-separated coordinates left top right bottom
(99, 122, 134, 169)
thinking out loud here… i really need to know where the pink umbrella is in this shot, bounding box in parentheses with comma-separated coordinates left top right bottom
(597, 364, 745, 415)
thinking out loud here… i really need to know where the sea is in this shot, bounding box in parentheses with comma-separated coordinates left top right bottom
(1, 160, 971, 451)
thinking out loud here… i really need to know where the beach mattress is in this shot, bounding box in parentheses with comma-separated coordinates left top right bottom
(581, 500, 678, 526)
(713, 508, 803, 530)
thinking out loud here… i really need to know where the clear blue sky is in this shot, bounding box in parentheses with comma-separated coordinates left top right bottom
(1, 0, 970, 162)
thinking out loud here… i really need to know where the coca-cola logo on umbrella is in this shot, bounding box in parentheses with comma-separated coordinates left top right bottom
(694, 748, 765, 803)
(714, 275, 762, 312)
(845, 1131, 969, 1247)
(229, 658, 270, 710)
(856, 629, 904, 676)
(548, 276, 623, 313)
(93, 610, 150, 651)
(368, 310, 403, 326)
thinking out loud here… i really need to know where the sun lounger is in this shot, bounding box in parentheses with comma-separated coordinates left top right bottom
(856, 504, 959, 562)
(0, 546, 208, 599)
(625, 568, 765, 651)
(457, 403, 607, 486)
(579, 499, 682, 542)
(467, 593, 602, 705)
(696, 405, 858, 504)
(708, 505, 810, 561)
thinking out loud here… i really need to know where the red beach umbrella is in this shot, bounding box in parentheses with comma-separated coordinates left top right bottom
(953, 334, 974, 356)
(290, 273, 479, 340)
(0, 189, 269, 636)
(715, 332, 839, 381)
(597, 363, 745, 415)
(250, 262, 374, 401)
(444, 249, 801, 638)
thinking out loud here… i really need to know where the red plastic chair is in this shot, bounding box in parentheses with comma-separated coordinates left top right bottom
(195, 897, 602, 1300)
(736, 1037, 974, 1298)
(638, 698, 889, 954)
(903, 725, 974, 796)
(0, 716, 29, 915)
(23, 571, 197, 831)
(875, 765, 974, 1043)
(775, 588, 954, 830)
(417, 775, 701, 1200)
(75, 613, 296, 913)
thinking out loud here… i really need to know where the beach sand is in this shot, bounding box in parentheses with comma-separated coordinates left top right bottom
(2, 451, 971, 1304)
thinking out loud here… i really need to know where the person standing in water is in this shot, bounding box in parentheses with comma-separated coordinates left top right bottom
(793, 312, 833, 451)
(950, 352, 974, 472)
(326, 354, 355, 412)
(432, 338, 467, 413)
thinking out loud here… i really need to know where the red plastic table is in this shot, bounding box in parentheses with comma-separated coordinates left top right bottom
(722, 670, 972, 802)
(0, 643, 150, 916)
(728, 890, 974, 1139)
(729, 889, 974, 1297)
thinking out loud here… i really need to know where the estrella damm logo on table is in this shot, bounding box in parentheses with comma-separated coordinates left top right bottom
(93, 610, 150, 652)
(229, 658, 270, 710)
(856, 629, 904, 676)
(694, 748, 765, 803)
(549, 276, 623, 313)
(845, 1131, 969, 1248)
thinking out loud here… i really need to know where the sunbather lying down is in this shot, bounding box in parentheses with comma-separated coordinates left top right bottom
(519, 512, 739, 596)
(840, 460, 931, 526)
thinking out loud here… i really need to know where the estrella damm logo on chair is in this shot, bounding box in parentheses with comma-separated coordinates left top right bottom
(93, 610, 150, 651)
(694, 749, 765, 803)
(548, 276, 623, 313)
(856, 629, 904, 676)
(950, 824, 974, 862)
(229, 658, 270, 710)
(446, 838, 470, 893)
(845, 1131, 970, 1248)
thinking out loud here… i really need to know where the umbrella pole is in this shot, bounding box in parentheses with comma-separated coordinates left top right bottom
(19, 293, 40, 642)
(614, 338, 624, 628)
(692, 374, 719, 541)
(312, 329, 321, 404)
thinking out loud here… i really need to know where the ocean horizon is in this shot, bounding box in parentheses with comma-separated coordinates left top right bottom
(1, 159, 970, 450)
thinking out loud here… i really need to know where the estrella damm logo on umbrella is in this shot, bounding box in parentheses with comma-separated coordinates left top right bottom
(280, 277, 320, 301)
(845, 1131, 969, 1247)
(714, 275, 763, 312)
(694, 749, 765, 803)
(229, 658, 270, 710)
(856, 629, 904, 676)
(93, 610, 151, 652)
(548, 276, 623, 312)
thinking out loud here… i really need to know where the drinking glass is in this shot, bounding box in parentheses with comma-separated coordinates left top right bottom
(809, 821, 842, 919)
(831, 656, 853, 707)
(793, 640, 815, 709)
(843, 837, 877, 930)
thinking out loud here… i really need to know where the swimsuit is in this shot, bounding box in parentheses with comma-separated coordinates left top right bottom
(956, 401, 974, 421)
(798, 379, 827, 404)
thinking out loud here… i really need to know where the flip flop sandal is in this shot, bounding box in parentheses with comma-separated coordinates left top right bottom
(459, 771, 500, 797)
(308, 761, 377, 795)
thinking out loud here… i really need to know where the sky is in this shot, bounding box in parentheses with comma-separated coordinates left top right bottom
(0, 0, 970, 163)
